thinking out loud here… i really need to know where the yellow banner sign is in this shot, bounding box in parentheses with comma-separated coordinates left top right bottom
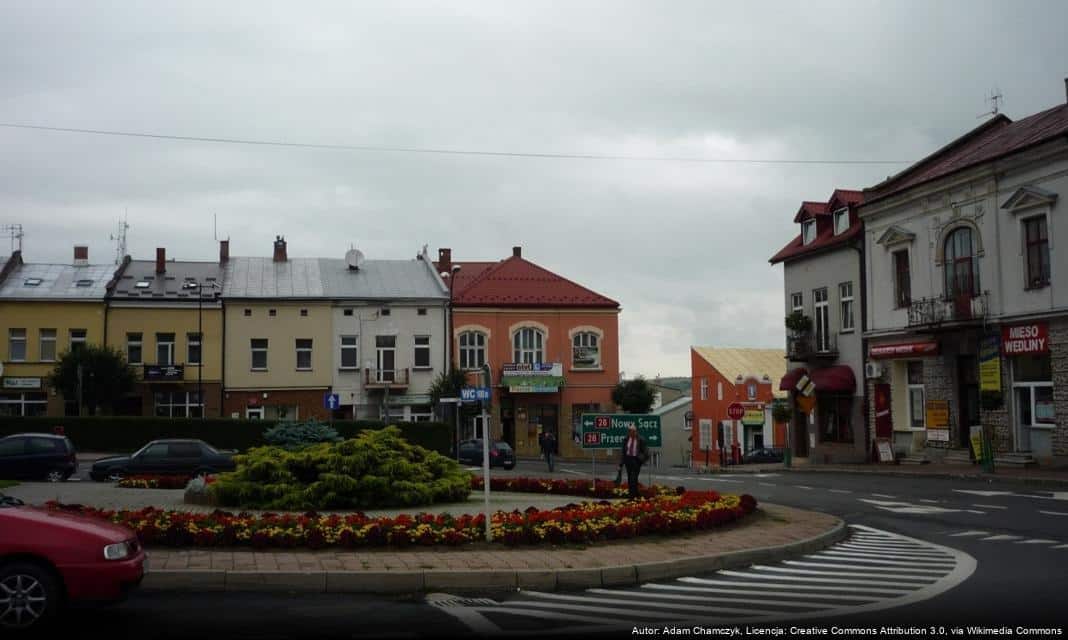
(741, 408, 765, 426)
(979, 334, 1002, 393)
(926, 400, 949, 428)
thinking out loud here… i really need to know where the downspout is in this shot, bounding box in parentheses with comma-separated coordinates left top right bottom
(854, 229, 869, 459)
(220, 298, 227, 419)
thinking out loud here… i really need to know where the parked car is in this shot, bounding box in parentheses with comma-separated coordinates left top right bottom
(458, 439, 515, 470)
(89, 439, 236, 481)
(741, 447, 785, 464)
(0, 434, 77, 483)
(0, 492, 145, 630)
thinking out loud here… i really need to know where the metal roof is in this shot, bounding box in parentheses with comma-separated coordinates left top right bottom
(110, 260, 224, 301)
(0, 262, 116, 300)
(653, 396, 692, 415)
(221, 256, 447, 300)
(692, 347, 789, 399)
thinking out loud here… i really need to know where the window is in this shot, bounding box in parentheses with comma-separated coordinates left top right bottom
(187, 332, 202, 365)
(418, 308, 427, 316)
(802, 220, 817, 245)
(39, 329, 56, 362)
(944, 227, 980, 299)
(717, 381, 723, 401)
(0, 392, 47, 417)
(126, 333, 143, 365)
(69, 329, 87, 353)
(572, 332, 600, 368)
(699, 419, 713, 451)
(8, 329, 26, 362)
(251, 339, 268, 370)
(154, 391, 203, 418)
(513, 327, 544, 364)
(818, 395, 854, 443)
(459, 331, 486, 370)
(839, 282, 855, 332)
(1013, 354, 1054, 427)
(343, 308, 354, 317)
(747, 382, 757, 400)
(243, 308, 252, 317)
(893, 250, 911, 308)
(381, 308, 391, 317)
(907, 361, 925, 429)
(413, 335, 431, 369)
(300, 308, 308, 317)
(295, 339, 313, 370)
(23, 278, 42, 287)
(376, 336, 396, 381)
(75, 279, 93, 287)
(814, 288, 830, 352)
(340, 336, 359, 369)
(833, 208, 850, 235)
(1024, 216, 1050, 289)
(408, 405, 433, 422)
(791, 292, 802, 312)
(0, 437, 23, 455)
(700, 377, 709, 401)
(268, 309, 277, 317)
(156, 333, 175, 365)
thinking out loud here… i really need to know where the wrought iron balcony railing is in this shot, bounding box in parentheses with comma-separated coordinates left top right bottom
(786, 332, 838, 360)
(363, 368, 410, 388)
(907, 293, 988, 327)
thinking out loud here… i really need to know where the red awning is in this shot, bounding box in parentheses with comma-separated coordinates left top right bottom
(779, 367, 808, 391)
(809, 365, 856, 393)
(869, 341, 939, 359)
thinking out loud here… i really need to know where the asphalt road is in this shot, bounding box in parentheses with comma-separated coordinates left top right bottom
(43, 459, 1068, 638)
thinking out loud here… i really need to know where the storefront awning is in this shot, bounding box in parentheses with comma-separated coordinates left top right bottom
(779, 367, 808, 391)
(869, 341, 939, 359)
(504, 375, 565, 393)
(809, 365, 856, 393)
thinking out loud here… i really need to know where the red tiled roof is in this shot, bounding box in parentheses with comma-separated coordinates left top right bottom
(444, 256, 619, 308)
(866, 102, 1068, 204)
(829, 189, 864, 209)
(772, 189, 864, 264)
(792, 201, 829, 224)
(769, 223, 862, 265)
(434, 261, 496, 296)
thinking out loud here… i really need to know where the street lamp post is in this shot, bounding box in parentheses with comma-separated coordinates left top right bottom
(441, 264, 461, 455)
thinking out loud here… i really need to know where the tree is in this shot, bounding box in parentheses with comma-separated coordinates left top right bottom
(48, 345, 136, 416)
(612, 376, 657, 414)
(428, 367, 468, 406)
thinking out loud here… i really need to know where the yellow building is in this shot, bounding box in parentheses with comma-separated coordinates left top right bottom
(104, 250, 225, 417)
(0, 249, 116, 416)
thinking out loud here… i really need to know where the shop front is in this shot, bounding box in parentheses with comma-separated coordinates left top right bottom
(497, 363, 566, 457)
(223, 388, 331, 421)
(0, 376, 48, 417)
(998, 320, 1058, 459)
(780, 364, 863, 463)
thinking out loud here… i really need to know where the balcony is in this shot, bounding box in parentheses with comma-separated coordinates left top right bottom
(363, 368, 410, 389)
(786, 332, 838, 361)
(907, 293, 988, 328)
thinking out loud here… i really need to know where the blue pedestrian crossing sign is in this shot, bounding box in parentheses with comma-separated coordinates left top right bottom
(324, 393, 340, 410)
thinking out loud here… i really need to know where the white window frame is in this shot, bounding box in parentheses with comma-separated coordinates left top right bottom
(376, 335, 397, 382)
(513, 327, 545, 364)
(1022, 214, 1051, 290)
(39, 329, 56, 362)
(572, 332, 601, 369)
(340, 335, 359, 370)
(814, 288, 830, 352)
(187, 332, 202, 366)
(839, 281, 855, 333)
(295, 338, 313, 371)
(459, 331, 486, 370)
(413, 335, 431, 370)
(906, 361, 925, 431)
(699, 419, 713, 451)
(833, 208, 849, 235)
(747, 382, 757, 401)
(251, 338, 269, 371)
(717, 381, 723, 401)
(126, 332, 143, 365)
(69, 329, 87, 352)
(8, 329, 26, 362)
(700, 377, 709, 401)
(0, 391, 48, 417)
(791, 292, 803, 312)
(156, 333, 175, 366)
(1012, 356, 1054, 428)
(154, 391, 203, 418)
(802, 219, 817, 245)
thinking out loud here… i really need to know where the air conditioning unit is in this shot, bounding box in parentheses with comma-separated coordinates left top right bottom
(865, 362, 883, 379)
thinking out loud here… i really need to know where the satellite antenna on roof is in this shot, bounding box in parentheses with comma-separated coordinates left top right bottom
(977, 87, 1003, 119)
(1, 223, 23, 253)
(345, 246, 365, 271)
(109, 213, 129, 265)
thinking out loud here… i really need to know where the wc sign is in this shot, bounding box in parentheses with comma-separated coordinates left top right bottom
(1001, 322, 1049, 355)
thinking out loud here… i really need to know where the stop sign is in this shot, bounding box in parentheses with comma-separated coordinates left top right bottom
(727, 403, 745, 420)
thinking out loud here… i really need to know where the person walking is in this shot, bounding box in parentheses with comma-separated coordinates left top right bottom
(618, 424, 649, 499)
(541, 430, 556, 472)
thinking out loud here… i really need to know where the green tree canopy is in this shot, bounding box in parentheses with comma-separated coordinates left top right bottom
(612, 376, 657, 414)
(48, 345, 136, 416)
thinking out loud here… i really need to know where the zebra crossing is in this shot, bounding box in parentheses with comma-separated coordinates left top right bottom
(947, 530, 1068, 548)
(430, 525, 976, 635)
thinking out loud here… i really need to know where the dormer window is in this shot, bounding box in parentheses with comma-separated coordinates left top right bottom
(135, 281, 151, 289)
(802, 220, 817, 245)
(23, 278, 42, 287)
(75, 280, 93, 287)
(833, 208, 850, 235)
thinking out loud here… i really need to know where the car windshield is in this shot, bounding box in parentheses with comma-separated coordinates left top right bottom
(201, 442, 218, 454)
(495, 443, 512, 451)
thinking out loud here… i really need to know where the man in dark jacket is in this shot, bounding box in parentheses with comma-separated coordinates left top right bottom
(618, 424, 649, 499)
(540, 430, 556, 472)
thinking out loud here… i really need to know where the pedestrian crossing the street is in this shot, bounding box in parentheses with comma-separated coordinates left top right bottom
(430, 525, 975, 636)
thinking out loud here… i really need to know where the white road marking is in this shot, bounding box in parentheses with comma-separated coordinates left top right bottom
(980, 535, 1021, 542)
(829, 489, 852, 494)
(859, 498, 987, 516)
(796, 485, 814, 490)
(748, 565, 937, 582)
(1053, 545, 1068, 549)
(521, 591, 782, 617)
(716, 569, 925, 589)
(759, 482, 776, 487)
(784, 560, 947, 574)
(1014, 539, 1059, 545)
(949, 530, 990, 537)
(1039, 510, 1068, 516)
(652, 582, 874, 602)
(953, 490, 1013, 497)
(871, 493, 896, 498)
(676, 576, 910, 595)
(814, 552, 956, 568)
(972, 504, 1007, 510)
(587, 588, 838, 610)
(919, 499, 939, 504)
(559, 469, 584, 476)
(836, 544, 948, 557)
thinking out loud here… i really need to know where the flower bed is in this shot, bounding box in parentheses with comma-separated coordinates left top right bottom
(472, 476, 674, 500)
(117, 475, 194, 490)
(46, 490, 757, 549)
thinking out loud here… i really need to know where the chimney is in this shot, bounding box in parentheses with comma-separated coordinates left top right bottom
(272, 236, 287, 262)
(512, 246, 522, 258)
(73, 246, 89, 267)
(219, 239, 230, 264)
(155, 248, 166, 274)
(437, 248, 452, 273)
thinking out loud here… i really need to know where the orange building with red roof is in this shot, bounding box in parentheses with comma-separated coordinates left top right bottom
(436, 246, 620, 459)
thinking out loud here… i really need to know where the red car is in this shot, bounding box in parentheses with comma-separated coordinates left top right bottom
(0, 494, 145, 630)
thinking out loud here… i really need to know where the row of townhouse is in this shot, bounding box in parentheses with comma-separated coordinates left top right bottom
(770, 79, 1068, 467)
(0, 239, 621, 459)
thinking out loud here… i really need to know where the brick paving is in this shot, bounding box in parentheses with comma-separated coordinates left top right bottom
(146, 503, 834, 573)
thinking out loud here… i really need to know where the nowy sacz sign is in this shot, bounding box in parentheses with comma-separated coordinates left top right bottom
(1002, 322, 1049, 355)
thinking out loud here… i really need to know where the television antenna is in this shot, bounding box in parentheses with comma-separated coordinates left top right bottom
(109, 213, 130, 264)
(1, 224, 23, 253)
(977, 88, 1003, 119)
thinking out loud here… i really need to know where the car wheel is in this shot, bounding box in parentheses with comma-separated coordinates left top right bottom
(503, 463, 515, 470)
(106, 469, 125, 482)
(44, 469, 66, 483)
(0, 562, 61, 631)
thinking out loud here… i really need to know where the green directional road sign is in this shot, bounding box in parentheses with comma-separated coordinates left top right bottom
(579, 413, 662, 450)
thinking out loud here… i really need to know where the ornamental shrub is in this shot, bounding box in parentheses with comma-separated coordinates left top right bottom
(263, 419, 342, 449)
(209, 426, 471, 510)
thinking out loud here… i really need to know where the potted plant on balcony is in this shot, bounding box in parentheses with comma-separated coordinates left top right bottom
(785, 311, 812, 335)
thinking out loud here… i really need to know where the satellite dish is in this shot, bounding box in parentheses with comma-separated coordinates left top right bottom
(345, 248, 365, 271)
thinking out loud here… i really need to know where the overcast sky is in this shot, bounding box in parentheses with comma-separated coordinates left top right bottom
(2, 1, 1067, 377)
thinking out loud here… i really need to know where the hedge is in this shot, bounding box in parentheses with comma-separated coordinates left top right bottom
(0, 417, 453, 455)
